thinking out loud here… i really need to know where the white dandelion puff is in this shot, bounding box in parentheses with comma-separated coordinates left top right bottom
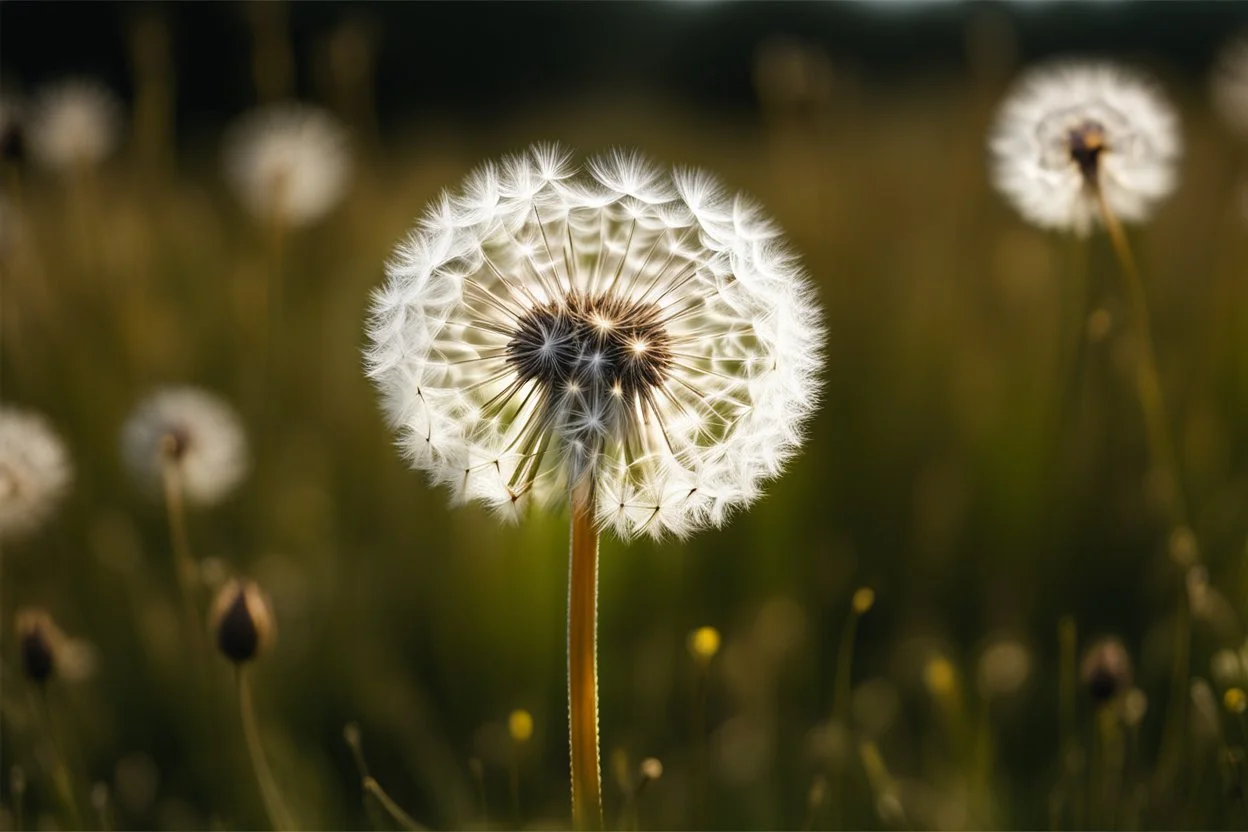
(122, 387, 249, 507)
(989, 61, 1181, 236)
(365, 143, 825, 540)
(27, 78, 122, 171)
(0, 407, 73, 542)
(1212, 35, 1248, 138)
(223, 102, 352, 227)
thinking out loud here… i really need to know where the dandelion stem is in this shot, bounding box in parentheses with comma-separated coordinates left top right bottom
(568, 476, 603, 830)
(1094, 188, 1186, 527)
(1095, 189, 1193, 790)
(161, 460, 204, 652)
(1058, 616, 1079, 830)
(237, 667, 295, 831)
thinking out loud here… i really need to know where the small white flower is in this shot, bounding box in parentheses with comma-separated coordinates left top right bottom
(223, 102, 352, 227)
(989, 61, 1181, 236)
(122, 387, 249, 506)
(27, 79, 122, 170)
(1212, 35, 1248, 138)
(0, 406, 72, 541)
(366, 144, 824, 539)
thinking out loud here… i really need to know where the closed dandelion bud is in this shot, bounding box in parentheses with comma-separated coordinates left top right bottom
(17, 608, 58, 683)
(1080, 637, 1133, 704)
(210, 579, 274, 664)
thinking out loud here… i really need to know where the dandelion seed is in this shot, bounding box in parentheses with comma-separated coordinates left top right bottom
(27, 79, 122, 171)
(121, 387, 249, 506)
(366, 143, 824, 827)
(0, 406, 72, 541)
(1212, 35, 1248, 138)
(224, 102, 352, 227)
(210, 579, 275, 664)
(989, 61, 1181, 236)
(366, 143, 824, 539)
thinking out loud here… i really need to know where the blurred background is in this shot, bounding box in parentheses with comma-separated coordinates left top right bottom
(2, 0, 1248, 829)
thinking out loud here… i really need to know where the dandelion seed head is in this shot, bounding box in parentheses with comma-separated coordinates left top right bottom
(27, 78, 122, 170)
(121, 387, 249, 506)
(1212, 35, 1248, 138)
(224, 102, 352, 227)
(1080, 636, 1133, 705)
(0, 406, 72, 541)
(16, 607, 96, 683)
(989, 61, 1181, 236)
(366, 144, 824, 539)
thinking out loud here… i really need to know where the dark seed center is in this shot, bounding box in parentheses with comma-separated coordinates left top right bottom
(506, 293, 674, 402)
(1068, 121, 1106, 186)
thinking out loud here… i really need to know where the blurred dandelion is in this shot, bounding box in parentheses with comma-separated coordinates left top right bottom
(1080, 637, 1133, 706)
(122, 387, 249, 507)
(989, 61, 1180, 236)
(223, 102, 351, 229)
(1226, 688, 1248, 715)
(977, 638, 1032, 700)
(0, 406, 72, 542)
(1212, 35, 1248, 138)
(123, 387, 248, 645)
(27, 78, 122, 171)
(367, 142, 824, 827)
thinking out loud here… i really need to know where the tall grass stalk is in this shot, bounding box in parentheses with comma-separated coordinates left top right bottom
(28, 687, 81, 829)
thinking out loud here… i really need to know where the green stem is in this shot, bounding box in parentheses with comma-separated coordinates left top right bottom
(237, 668, 295, 831)
(364, 777, 426, 831)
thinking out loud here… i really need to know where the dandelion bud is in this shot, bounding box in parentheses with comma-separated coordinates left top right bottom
(1080, 636, 1133, 705)
(16, 608, 61, 683)
(1226, 688, 1248, 715)
(689, 626, 721, 663)
(508, 709, 533, 744)
(851, 587, 875, 615)
(210, 579, 274, 664)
